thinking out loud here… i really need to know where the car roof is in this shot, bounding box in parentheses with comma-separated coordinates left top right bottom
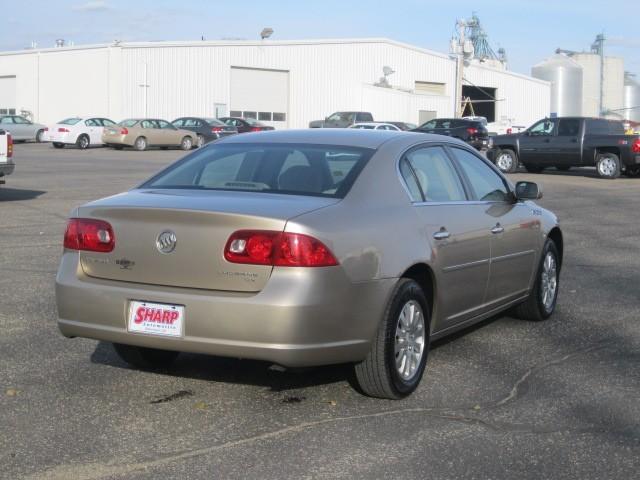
(217, 128, 452, 149)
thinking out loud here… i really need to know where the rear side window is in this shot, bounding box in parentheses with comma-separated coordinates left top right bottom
(557, 119, 581, 136)
(119, 119, 139, 127)
(102, 119, 116, 126)
(450, 147, 510, 202)
(142, 143, 373, 198)
(356, 113, 373, 122)
(402, 146, 466, 202)
(60, 117, 82, 125)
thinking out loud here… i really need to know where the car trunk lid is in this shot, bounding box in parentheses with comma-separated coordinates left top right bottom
(77, 189, 338, 292)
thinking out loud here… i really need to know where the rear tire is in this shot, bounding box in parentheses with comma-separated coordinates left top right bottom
(495, 148, 518, 173)
(513, 239, 560, 322)
(113, 343, 179, 370)
(180, 136, 193, 150)
(134, 136, 147, 151)
(52, 142, 65, 149)
(354, 279, 430, 399)
(596, 152, 620, 179)
(76, 134, 90, 150)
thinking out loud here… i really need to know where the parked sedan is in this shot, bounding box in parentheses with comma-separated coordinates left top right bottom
(0, 115, 47, 142)
(412, 118, 490, 150)
(102, 119, 197, 151)
(56, 129, 562, 399)
(219, 117, 274, 133)
(171, 117, 237, 147)
(45, 117, 117, 149)
(382, 121, 418, 131)
(350, 122, 402, 131)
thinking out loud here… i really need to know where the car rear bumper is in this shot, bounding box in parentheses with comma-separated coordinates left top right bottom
(56, 252, 394, 367)
(46, 132, 73, 143)
(102, 134, 132, 147)
(468, 138, 490, 150)
(0, 161, 15, 176)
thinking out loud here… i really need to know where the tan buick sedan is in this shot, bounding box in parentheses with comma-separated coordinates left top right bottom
(102, 118, 196, 151)
(56, 129, 562, 399)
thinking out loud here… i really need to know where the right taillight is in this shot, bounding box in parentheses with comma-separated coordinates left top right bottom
(211, 126, 224, 133)
(224, 230, 338, 267)
(63, 218, 115, 253)
(632, 138, 640, 154)
(506, 128, 513, 135)
(120, 128, 129, 135)
(7, 134, 12, 158)
(466, 127, 478, 135)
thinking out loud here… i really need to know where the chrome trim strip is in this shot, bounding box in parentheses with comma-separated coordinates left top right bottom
(443, 258, 490, 273)
(491, 250, 535, 264)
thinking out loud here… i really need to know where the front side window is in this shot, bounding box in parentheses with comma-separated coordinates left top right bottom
(403, 146, 466, 202)
(13, 116, 30, 124)
(85, 119, 98, 127)
(528, 119, 555, 136)
(119, 119, 139, 128)
(450, 147, 510, 202)
(172, 119, 184, 127)
(142, 143, 373, 198)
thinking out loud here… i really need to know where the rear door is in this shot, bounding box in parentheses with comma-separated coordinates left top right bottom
(551, 118, 582, 166)
(140, 119, 158, 144)
(399, 145, 492, 330)
(519, 119, 556, 164)
(157, 120, 179, 145)
(449, 146, 538, 306)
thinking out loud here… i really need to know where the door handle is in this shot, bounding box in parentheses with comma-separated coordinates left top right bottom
(491, 224, 504, 234)
(433, 229, 450, 240)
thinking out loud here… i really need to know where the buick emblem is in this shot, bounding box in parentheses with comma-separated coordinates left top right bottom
(156, 230, 177, 254)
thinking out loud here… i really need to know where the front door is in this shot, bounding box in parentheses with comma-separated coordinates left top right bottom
(448, 146, 538, 306)
(518, 118, 556, 165)
(399, 145, 492, 331)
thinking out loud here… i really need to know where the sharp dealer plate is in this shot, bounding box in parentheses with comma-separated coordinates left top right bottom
(128, 300, 184, 337)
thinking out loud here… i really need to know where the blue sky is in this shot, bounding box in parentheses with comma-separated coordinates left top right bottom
(3, 0, 638, 75)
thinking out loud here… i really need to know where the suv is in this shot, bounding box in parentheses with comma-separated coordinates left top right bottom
(412, 118, 490, 150)
(0, 129, 14, 186)
(309, 111, 374, 128)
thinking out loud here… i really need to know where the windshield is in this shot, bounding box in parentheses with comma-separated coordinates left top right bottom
(141, 143, 374, 198)
(59, 118, 82, 125)
(119, 119, 140, 127)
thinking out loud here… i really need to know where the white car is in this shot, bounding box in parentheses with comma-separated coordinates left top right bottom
(45, 117, 117, 149)
(349, 122, 402, 131)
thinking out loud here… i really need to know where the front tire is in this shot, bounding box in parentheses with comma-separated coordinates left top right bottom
(134, 136, 147, 151)
(76, 134, 90, 150)
(113, 343, 179, 370)
(196, 134, 205, 148)
(513, 239, 560, 321)
(596, 152, 620, 179)
(495, 148, 518, 173)
(36, 129, 45, 143)
(52, 142, 65, 149)
(354, 279, 430, 399)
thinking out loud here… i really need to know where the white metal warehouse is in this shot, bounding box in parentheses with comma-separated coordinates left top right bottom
(0, 38, 550, 129)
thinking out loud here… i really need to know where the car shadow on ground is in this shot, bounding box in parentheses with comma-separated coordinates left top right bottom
(0, 187, 46, 201)
(89, 315, 505, 394)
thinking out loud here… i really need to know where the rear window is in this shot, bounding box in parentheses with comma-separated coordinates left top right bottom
(205, 118, 225, 126)
(586, 119, 625, 135)
(119, 119, 139, 127)
(142, 143, 373, 198)
(59, 117, 81, 125)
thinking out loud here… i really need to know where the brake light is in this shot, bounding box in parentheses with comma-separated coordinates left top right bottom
(506, 128, 513, 135)
(44, 127, 49, 132)
(224, 230, 338, 267)
(632, 138, 640, 154)
(58, 127, 70, 133)
(7, 134, 13, 158)
(211, 126, 224, 133)
(120, 128, 129, 135)
(467, 127, 478, 135)
(250, 127, 262, 132)
(63, 218, 115, 253)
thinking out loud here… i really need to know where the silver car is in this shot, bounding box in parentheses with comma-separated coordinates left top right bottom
(56, 129, 562, 399)
(0, 115, 47, 142)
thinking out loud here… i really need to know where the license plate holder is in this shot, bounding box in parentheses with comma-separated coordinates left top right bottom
(128, 300, 184, 338)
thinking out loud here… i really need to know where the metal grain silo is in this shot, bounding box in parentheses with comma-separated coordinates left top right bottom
(623, 73, 640, 122)
(532, 54, 583, 116)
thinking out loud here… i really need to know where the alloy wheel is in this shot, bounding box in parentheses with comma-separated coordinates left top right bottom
(540, 252, 558, 311)
(394, 300, 426, 381)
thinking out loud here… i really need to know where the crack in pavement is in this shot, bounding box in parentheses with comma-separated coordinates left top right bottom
(24, 339, 619, 480)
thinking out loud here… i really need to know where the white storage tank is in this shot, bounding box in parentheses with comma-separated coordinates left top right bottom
(532, 54, 583, 117)
(623, 73, 640, 122)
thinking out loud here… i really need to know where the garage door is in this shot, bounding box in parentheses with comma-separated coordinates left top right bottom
(0, 76, 17, 115)
(230, 67, 289, 128)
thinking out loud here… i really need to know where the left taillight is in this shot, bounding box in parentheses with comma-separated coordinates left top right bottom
(211, 126, 224, 133)
(250, 127, 262, 132)
(63, 218, 115, 253)
(7, 134, 12, 158)
(224, 230, 339, 267)
(632, 138, 640, 154)
(467, 127, 478, 135)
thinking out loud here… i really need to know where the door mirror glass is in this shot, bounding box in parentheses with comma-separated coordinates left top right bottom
(515, 181, 543, 200)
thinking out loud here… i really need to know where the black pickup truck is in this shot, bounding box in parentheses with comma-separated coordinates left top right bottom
(488, 117, 640, 179)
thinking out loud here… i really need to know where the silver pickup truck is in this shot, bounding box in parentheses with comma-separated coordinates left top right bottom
(0, 129, 15, 185)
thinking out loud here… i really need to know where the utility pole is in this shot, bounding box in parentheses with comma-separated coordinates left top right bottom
(591, 34, 605, 116)
(454, 19, 465, 118)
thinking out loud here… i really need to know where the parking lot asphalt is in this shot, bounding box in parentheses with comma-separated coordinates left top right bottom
(1, 143, 639, 479)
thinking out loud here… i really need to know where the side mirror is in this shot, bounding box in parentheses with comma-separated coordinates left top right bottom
(515, 181, 543, 200)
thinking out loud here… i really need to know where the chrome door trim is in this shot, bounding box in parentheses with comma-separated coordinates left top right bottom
(490, 249, 536, 264)
(442, 258, 490, 273)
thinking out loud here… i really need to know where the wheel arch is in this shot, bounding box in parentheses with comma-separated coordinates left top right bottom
(400, 263, 436, 325)
(548, 227, 564, 270)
